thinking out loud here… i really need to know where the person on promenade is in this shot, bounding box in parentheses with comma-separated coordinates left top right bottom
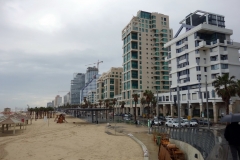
(224, 122, 240, 159)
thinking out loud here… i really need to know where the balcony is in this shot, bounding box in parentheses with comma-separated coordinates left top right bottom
(153, 82, 160, 86)
(154, 66, 160, 71)
(153, 35, 158, 39)
(197, 41, 211, 49)
(153, 53, 160, 58)
(179, 74, 188, 79)
(161, 66, 169, 71)
(162, 77, 169, 81)
(178, 58, 187, 64)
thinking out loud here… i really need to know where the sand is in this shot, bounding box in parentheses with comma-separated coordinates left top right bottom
(0, 116, 143, 160)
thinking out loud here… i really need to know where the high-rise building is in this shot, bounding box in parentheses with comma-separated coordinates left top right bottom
(54, 95, 62, 107)
(64, 92, 70, 105)
(52, 100, 54, 108)
(96, 67, 123, 102)
(80, 74, 100, 105)
(70, 73, 85, 105)
(79, 67, 100, 104)
(87, 91, 96, 104)
(121, 10, 172, 115)
(47, 102, 52, 107)
(85, 67, 98, 85)
(157, 10, 240, 122)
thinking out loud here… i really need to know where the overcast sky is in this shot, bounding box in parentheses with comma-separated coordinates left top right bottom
(0, 0, 240, 111)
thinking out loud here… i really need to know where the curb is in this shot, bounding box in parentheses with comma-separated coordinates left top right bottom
(127, 133, 149, 160)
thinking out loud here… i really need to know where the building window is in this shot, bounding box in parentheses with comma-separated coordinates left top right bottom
(204, 91, 210, 99)
(211, 64, 219, 70)
(221, 64, 228, 69)
(196, 57, 200, 63)
(197, 74, 201, 81)
(204, 67, 207, 72)
(210, 55, 218, 61)
(220, 55, 228, 60)
(196, 66, 201, 71)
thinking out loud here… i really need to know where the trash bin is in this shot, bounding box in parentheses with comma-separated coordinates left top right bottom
(156, 136, 161, 146)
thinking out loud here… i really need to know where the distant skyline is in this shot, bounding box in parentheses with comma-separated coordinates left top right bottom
(1, 0, 240, 110)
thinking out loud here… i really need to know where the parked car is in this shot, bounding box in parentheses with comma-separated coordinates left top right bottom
(123, 117, 132, 121)
(158, 116, 166, 121)
(165, 120, 182, 127)
(123, 113, 132, 117)
(153, 119, 163, 125)
(182, 119, 198, 127)
(191, 118, 199, 123)
(199, 119, 212, 126)
(165, 116, 174, 121)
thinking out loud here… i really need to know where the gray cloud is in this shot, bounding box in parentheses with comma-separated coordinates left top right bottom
(0, 0, 240, 110)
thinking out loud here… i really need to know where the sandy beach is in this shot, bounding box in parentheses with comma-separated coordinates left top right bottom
(0, 116, 143, 160)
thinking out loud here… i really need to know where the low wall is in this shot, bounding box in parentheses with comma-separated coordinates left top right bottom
(169, 139, 204, 160)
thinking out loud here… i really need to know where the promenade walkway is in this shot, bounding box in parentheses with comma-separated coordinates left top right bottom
(105, 122, 159, 160)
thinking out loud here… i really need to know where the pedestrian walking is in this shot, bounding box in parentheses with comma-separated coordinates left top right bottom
(224, 122, 240, 160)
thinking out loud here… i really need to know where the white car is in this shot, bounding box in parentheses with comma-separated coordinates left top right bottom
(153, 119, 163, 125)
(165, 120, 182, 127)
(165, 116, 173, 121)
(182, 119, 198, 127)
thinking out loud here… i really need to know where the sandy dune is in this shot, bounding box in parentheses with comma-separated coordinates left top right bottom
(0, 116, 143, 160)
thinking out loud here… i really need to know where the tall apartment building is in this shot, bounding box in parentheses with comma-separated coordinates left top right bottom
(87, 91, 96, 104)
(64, 92, 70, 105)
(52, 100, 54, 108)
(96, 67, 123, 102)
(157, 10, 240, 122)
(54, 95, 62, 107)
(70, 73, 85, 105)
(121, 10, 172, 114)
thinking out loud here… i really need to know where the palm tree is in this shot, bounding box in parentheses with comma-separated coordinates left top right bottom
(47, 107, 54, 118)
(132, 93, 139, 121)
(213, 73, 236, 114)
(235, 80, 240, 97)
(39, 107, 45, 119)
(34, 107, 39, 119)
(143, 90, 154, 118)
(140, 97, 146, 117)
(83, 97, 89, 108)
(98, 100, 102, 108)
(151, 97, 157, 117)
(112, 98, 117, 120)
(120, 101, 126, 114)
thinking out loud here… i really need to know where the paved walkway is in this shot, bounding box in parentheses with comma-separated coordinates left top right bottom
(105, 123, 159, 160)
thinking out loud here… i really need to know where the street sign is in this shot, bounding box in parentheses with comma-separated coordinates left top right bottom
(187, 116, 191, 120)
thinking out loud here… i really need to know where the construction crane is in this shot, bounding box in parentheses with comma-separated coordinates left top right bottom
(85, 60, 103, 71)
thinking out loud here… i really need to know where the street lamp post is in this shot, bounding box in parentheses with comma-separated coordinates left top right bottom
(177, 85, 181, 127)
(205, 75, 210, 130)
